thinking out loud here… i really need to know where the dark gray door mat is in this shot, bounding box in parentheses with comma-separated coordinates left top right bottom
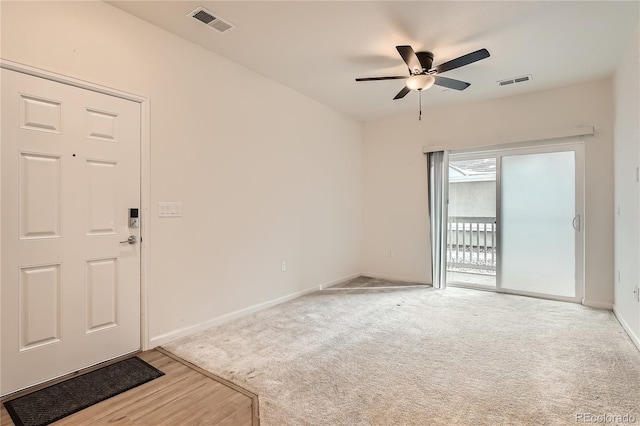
(3, 356, 164, 426)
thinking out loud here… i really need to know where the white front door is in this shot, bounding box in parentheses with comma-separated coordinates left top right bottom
(1, 69, 141, 395)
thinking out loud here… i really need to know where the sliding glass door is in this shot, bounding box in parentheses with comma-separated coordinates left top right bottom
(443, 142, 584, 302)
(446, 155, 497, 288)
(497, 144, 584, 301)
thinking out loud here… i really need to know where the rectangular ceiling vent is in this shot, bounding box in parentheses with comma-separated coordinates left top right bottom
(498, 75, 532, 87)
(188, 6, 236, 34)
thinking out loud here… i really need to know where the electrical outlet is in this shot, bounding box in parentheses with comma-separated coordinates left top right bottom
(281, 261, 286, 272)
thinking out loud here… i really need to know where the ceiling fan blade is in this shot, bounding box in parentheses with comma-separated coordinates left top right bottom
(435, 48, 490, 74)
(355, 76, 408, 82)
(396, 45, 422, 74)
(393, 86, 411, 100)
(434, 76, 471, 91)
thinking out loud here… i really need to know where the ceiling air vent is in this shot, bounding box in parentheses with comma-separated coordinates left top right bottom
(498, 75, 532, 87)
(188, 6, 236, 34)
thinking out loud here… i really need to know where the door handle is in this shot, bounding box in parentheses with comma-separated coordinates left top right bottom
(572, 215, 581, 231)
(120, 235, 137, 244)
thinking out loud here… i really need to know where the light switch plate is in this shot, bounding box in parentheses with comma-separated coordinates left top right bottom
(159, 202, 183, 217)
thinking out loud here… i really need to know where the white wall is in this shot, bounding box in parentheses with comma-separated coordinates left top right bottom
(0, 1, 363, 344)
(449, 181, 496, 218)
(362, 79, 615, 306)
(613, 26, 640, 346)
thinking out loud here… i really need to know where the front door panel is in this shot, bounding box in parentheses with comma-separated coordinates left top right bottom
(1, 69, 141, 395)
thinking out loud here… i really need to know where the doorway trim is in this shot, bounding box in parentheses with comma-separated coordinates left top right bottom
(1, 58, 151, 350)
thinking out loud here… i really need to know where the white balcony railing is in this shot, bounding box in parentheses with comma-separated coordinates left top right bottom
(447, 216, 496, 274)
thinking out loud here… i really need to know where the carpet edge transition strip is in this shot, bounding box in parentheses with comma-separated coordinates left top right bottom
(155, 347, 260, 426)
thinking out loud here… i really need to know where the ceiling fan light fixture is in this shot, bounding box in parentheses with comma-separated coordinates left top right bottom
(406, 74, 435, 91)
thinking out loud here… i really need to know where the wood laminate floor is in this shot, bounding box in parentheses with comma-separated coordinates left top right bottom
(1, 349, 257, 425)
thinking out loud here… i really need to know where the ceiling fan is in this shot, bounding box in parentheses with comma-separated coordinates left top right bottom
(355, 45, 490, 118)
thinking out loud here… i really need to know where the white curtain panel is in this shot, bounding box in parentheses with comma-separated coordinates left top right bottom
(427, 151, 448, 289)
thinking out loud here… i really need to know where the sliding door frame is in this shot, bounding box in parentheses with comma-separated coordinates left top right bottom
(446, 140, 585, 303)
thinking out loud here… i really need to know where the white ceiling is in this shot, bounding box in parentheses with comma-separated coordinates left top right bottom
(109, 1, 639, 122)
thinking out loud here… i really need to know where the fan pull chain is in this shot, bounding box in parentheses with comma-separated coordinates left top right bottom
(419, 89, 422, 121)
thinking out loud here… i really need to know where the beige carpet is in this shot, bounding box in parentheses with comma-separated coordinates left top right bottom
(163, 278, 640, 425)
(327, 275, 427, 289)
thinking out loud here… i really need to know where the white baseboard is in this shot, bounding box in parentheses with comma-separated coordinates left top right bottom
(150, 283, 320, 348)
(613, 306, 640, 352)
(582, 299, 613, 310)
(149, 272, 361, 348)
(362, 271, 430, 285)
